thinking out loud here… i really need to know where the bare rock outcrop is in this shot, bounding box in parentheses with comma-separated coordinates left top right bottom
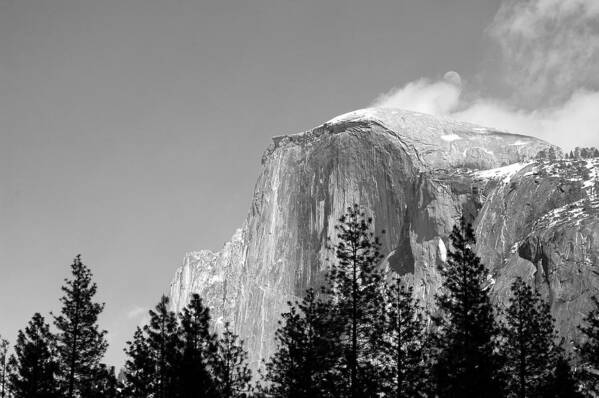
(169, 108, 598, 371)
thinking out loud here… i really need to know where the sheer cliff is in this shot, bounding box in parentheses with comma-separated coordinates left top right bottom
(169, 108, 598, 370)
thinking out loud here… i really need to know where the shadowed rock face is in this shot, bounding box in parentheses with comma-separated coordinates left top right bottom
(169, 108, 598, 371)
(481, 159, 599, 345)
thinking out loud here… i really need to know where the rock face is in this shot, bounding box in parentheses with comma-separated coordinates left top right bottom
(169, 108, 599, 371)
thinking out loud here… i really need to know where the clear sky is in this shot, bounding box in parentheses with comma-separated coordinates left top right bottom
(2, 0, 598, 368)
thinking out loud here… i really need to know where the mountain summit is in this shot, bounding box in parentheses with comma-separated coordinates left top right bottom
(170, 108, 596, 371)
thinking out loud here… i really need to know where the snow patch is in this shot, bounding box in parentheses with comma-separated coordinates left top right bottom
(438, 238, 447, 263)
(583, 159, 599, 190)
(472, 162, 531, 184)
(441, 133, 462, 142)
(533, 197, 599, 230)
(326, 108, 380, 124)
(483, 274, 496, 291)
(523, 159, 599, 194)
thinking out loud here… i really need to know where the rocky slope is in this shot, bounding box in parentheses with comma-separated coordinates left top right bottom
(169, 108, 599, 371)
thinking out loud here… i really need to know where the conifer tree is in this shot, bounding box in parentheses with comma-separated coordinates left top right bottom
(542, 354, 583, 398)
(212, 323, 252, 398)
(177, 293, 218, 397)
(260, 288, 344, 397)
(500, 278, 558, 397)
(53, 255, 108, 398)
(579, 296, 599, 393)
(0, 337, 9, 398)
(9, 313, 58, 398)
(379, 278, 426, 398)
(326, 204, 385, 397)
(429, 217, 502, 397)
(144, 295, 181, 398)
(122, 327, 155, 398)
(81, 364, 119, 398)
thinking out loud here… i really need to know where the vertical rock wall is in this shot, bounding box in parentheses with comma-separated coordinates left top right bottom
(169, 109, 592, 371)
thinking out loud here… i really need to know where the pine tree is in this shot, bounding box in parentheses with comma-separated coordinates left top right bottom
(429, 217, 502, 397)
(177, 293, 218, 397)
(144, 295, 181, 398)
(260, 288, 344, 398)
(378, 278, 426, 398)
(9, 313, 59, 398)
(53, 255, 108, 398)
(122, 327, 155, 398)
(542, 354, 583, 398)
(81, 364, 119, 398)
(500, 278, 558, 397)
(0, 337, 9, 398)
(326, 204, 386, 397)
(579, 296, 599, 393)
(212, 323, 252, 398)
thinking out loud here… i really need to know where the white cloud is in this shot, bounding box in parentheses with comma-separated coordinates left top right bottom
(126, 306, 147, 319)
(369, 0, 599, 150)
(372, 72, 462, 116)
(453, 90, 599, 149)
(488, 0, 599, 104)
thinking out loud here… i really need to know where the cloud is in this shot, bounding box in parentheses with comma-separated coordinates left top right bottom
(372, 72, 462, 116)
(126, 306, 147, 319)
(453, 90, 599, 149)
(370, 0, 599, 150)
(489, 0, 599, 105)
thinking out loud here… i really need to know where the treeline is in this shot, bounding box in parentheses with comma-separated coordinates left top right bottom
(120, 295, 251, 397)
(0, 256, 253, 398)
(566, 147, 599, 160)
(4, 205, 599, 397)
(257, 207, 590, 397)
(1, 255, 116, 398)
(536, 146, 599, 161)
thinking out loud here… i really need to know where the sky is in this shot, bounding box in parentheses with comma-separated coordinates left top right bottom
(1, 0, 598, 368)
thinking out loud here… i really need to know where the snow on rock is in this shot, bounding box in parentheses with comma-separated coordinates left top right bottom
(438, 238, 448, 263)
(320, 107, 555, 171)
(531, 197, 599, 231)
(471, 162, 532, 184)
(520, 158, 599, 194)
(169, 108, 564, 374)
(326, 108, 381, 124)
(441, 133, 462, 142)
(582, 159, 599, 191)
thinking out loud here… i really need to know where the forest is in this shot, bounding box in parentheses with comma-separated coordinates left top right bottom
(2, 204, 599, 398)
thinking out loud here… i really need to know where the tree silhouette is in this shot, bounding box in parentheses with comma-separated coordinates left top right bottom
(53, 255, 107, 398)
(500, 277, 558, 397)
(429, 217, 502, 397)
(212, 322, 252, 398)
(8, 313, 58, 398)
(81, 364, 119, 398)
(579, 295, 599, 393)
(0, 337, 9, 398)
(260, 288, 343, 397)
(144, 295, 181, 398)
(177, 293, 219, 397)
(378, 278, 426, 398)
(122, 327, 154, 398)
(542, 353, 583, 398)
(326, 204, 386, 397)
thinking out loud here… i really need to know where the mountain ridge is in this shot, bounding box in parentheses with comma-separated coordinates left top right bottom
(264, 107, 556, 170)
(169, 107, 595, 372)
